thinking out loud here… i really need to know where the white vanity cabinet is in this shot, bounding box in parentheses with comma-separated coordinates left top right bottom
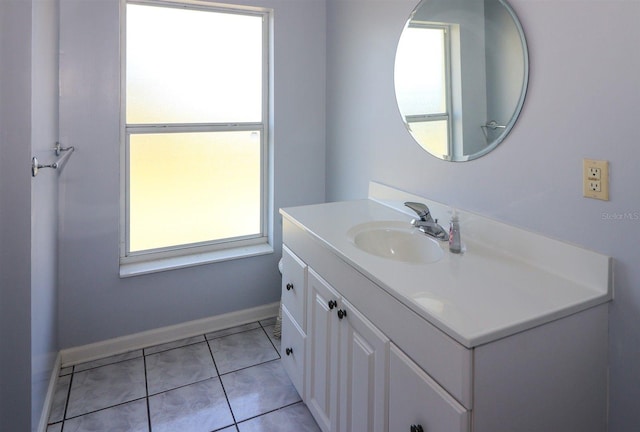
(306, 268, 389, 432)
(280, 245, 307, 398)
(336, 293, 389, 432)
(286, 244, 468, 432)
(305, 268, 340, 431)
(280, 193, 611, 432)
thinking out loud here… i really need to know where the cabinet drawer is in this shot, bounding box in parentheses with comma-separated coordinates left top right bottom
(281, 245, 307, 330)
(281, 305, 306, 398)
(389, 344, 469, 432)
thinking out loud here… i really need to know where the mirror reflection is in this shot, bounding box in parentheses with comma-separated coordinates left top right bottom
(395, 0, 529, 161)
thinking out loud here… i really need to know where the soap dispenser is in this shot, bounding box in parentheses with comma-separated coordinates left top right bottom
(449, 209, 462, 254)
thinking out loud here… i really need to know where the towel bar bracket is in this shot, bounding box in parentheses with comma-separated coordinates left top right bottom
(31, 157, 58, 177)
(54, 141, 74, 156)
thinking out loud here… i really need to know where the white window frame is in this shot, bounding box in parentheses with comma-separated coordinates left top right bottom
(405, 22, 454, 155)
(119, 0, 273, 276)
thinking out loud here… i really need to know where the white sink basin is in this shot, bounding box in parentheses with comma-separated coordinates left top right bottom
(347, 221, 444, 264)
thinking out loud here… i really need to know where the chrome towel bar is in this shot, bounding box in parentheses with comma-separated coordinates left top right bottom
(31, 142, 75, 177)
(481, 120, 506, 130)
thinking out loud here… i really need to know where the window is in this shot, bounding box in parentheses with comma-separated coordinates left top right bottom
(121, 1, 271, 272)
(394, 23, 452, 157)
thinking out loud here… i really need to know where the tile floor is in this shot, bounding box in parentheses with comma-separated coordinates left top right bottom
(47, 317, 321, 432)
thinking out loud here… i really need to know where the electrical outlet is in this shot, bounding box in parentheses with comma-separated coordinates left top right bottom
(583, 159, 609, 200)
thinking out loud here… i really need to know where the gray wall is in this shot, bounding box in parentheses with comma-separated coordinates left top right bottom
(1, 0, 60, 430)
(484, 0, 523, 143)
(31, 0, 60, 429)
(58, 0, 326, 348)
(326, 0, 640, 430)
(0, 1, 33, 429)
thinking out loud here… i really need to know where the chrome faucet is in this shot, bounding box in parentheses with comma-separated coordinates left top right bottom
(404, 202, 448, 241)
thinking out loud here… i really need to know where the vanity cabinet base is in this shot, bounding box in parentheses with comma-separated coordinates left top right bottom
(473, 304, 608, 432)
(281, 217, 609, 432)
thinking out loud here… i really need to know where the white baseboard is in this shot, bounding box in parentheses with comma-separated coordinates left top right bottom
(60, 302, 280, 367)
(37, 353, 62, 432)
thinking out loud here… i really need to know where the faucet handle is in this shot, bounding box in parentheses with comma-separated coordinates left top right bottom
(404, 202, 431, 221)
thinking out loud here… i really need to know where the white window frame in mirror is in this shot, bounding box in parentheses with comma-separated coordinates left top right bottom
(401, 22, 454, 158)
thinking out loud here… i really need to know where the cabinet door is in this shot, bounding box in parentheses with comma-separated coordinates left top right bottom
(338, 298, 389, 432)
(306, 269, 341, 432)
(389, 344, 470, 432)
(281, 305, 306, 398)
(281, 245, 307, 330)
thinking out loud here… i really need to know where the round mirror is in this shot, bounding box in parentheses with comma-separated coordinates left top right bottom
(394, 0, 529, 161)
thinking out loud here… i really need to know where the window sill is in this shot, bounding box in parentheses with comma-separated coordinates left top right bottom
(119, 243, 274, 278)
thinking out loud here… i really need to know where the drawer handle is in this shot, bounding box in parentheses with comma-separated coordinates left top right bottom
(337, 309, 347, 320)
(285, 347, 293, 356)
(328, 300, 337, 310)
(410, 425, 424, 432)
(286, 283, 294, 291)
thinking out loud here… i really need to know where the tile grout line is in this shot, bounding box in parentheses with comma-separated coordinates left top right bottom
(259, 320, 282, 358)
(59, 364, 75, 430)
(144, 340, 202, 357)
(146, 376, 218, 398)
(205, 336, 239, 430)
(70, 352, 144, 374)
(143, 357, 283, 400)
(143, 353, 153, 432)
(61, 396, 149, 423)
(46, 367, 73, 428)
(235, 399, 305, 427)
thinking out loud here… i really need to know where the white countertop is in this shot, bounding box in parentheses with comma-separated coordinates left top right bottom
(280, 195, 612, 348)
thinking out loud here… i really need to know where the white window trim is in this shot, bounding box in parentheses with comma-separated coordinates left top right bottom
(119, 0, 273, 277)
(405, 22, 454, 154)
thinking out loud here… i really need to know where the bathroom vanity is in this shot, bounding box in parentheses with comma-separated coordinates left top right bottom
(279, 184, 612, 432)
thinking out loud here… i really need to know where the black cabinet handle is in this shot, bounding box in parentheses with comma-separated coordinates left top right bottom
(328, 300, 337, 309)
(286, 283, 294, 291)
(410, 425, 424, 432)
(337, 309, 347, 320)
(285, 347, 293, 356)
